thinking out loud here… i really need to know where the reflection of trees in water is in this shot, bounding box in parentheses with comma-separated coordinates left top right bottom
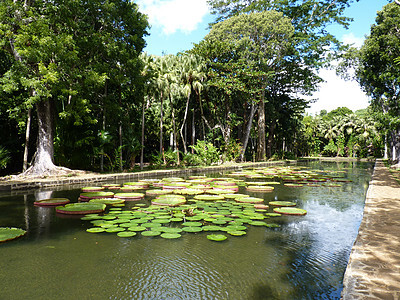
(35, 191, 53, 237)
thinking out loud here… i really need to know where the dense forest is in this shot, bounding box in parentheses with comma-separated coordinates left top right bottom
(0, 0, 399, 176)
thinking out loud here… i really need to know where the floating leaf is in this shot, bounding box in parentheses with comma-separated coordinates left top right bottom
(0, 227, 26, 242)
(117, 231, 136, 237)
(34, 198, 70, 206)
(269, 201, 296, 207)
(160, 233, 181, 239)
(227, 230, 246, 236)
(273, 207, 307, 216)
(182, 226, 203, 233)
(207, 234, 227, 241)
(56, 203, 106, 215)
(141, 230, 161, 237)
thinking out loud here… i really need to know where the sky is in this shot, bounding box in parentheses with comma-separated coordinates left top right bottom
(136, 0, 392, 115)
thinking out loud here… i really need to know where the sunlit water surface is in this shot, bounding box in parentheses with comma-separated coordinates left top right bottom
(0, 161, 373, 300)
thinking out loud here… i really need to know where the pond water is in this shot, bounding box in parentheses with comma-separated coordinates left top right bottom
(0, 161, 373, 300)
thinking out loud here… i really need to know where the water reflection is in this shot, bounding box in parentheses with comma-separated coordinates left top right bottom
(0, 161, 373, 300)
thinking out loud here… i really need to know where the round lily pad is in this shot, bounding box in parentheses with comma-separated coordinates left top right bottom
(173, 188, 204, 196)
(193, 194, 225, 201)
(160, 233, 181, 239)
(182, 221, 202, 227)
(227, 230, 246, 236)
(86, 227, 106, 233)
(182, 226, 203, 233)
(56, 203, 106, 215)
(117, 231, 137, 237)
(269, 201, 296, 207)
(141, 230, 161, 237)
(114, 193, 144, 201)
(152, 195, 186, 207)
(235, 197, 264, 204)
(265, 213, 282, 217)
(79, 191, 114, 201)
(105, 227, 125, 233)
(207, 234, 227, 241)
(249, 221, 267, 226)
(89, 198, 125, 205)
(34, 198, 70, 206)
(127, 226, 146, 232)
(0, 227, 27, 242)
(246, 186, 274, 192)
(273, 207, 307, 216)
(161, 227, 183, 234)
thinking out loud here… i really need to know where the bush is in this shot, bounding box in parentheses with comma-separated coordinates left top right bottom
(323, 140, 337, 156)
(184, 141, 220, 166)
(0, 147, 10, 169)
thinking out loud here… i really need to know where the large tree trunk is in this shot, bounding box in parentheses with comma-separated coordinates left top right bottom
(140, 98, 145, 170)
(22, 107, 32, 172)
(179, 94, 190, 154)
(266, 119, 277, 158)
(24, 99, 56, 175)
(160, 92, 166, 164)
(257, 87, 267, 161)
(238, 102, 257, 162)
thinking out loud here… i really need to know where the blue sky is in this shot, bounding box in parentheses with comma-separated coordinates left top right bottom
(136, 0, 392, 114)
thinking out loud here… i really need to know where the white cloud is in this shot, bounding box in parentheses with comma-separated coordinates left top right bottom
(137, 0, 210, 35)
(342, 32, 364, 48)
(306, 68, 370, 115)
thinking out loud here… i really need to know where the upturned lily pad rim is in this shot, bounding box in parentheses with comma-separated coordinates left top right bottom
(0, 227, 27, 242)
(34, 198, 70, 206)
(269, 201, 296, 207)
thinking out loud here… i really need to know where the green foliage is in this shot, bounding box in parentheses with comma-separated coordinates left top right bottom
(323, 140, 338, 156)
(0, 147, 10, 169)
(222, 139, 242, 162)
(184, 140, 221, 166)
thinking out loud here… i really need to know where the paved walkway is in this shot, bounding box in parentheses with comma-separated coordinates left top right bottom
(342, 159, 400, 299)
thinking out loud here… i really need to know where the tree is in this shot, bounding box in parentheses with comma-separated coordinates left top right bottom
(356, 2, 400, 164)
(194, 10, 295, 161)
(0, 0, 148, 175)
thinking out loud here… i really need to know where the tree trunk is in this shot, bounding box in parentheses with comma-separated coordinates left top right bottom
(24, 99, 56, 175)
(172, 106, 180, 165)
(140, 98, 145, 170)
(160, 92, 166, 164)
(266, 119, 276, 158)
(192, 109, 195, 154)
(22, 107, 32, 172)
(179, 94, 190, 154)
(238, 102, 257, 162)
(257, 88, 267, 161)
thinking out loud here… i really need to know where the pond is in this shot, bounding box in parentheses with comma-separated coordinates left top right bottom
(0, 161, 374, 300)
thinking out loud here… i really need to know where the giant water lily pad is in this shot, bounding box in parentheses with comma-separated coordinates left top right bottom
(269, 201, 296, 207)
(207, 234, 227, 241)
(0, 227, 26, 242)
(80, 192, 114, 201)
(160, 233, 181, 239)
(182, 226, 202, 233)
(141, 230, 161, 237)
(56, 203, 106, 215)
(152, 195, 186, 207)
(89, 198, 125, 206)
(273, 207, 307, 216)
(114, 193, 144, 201)
(246, 186, 274, 192)
(117, 231, 137, 237)
(34, 198, 70, 206)
(194, 194, 225, 201)
(235, 197, 263, 204)
(146, 189, 171, 196)
(86, 227, 106, 233)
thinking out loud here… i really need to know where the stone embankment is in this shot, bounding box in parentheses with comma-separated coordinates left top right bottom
(342, 159, 400, 299)
(0, 161, 292, 193)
